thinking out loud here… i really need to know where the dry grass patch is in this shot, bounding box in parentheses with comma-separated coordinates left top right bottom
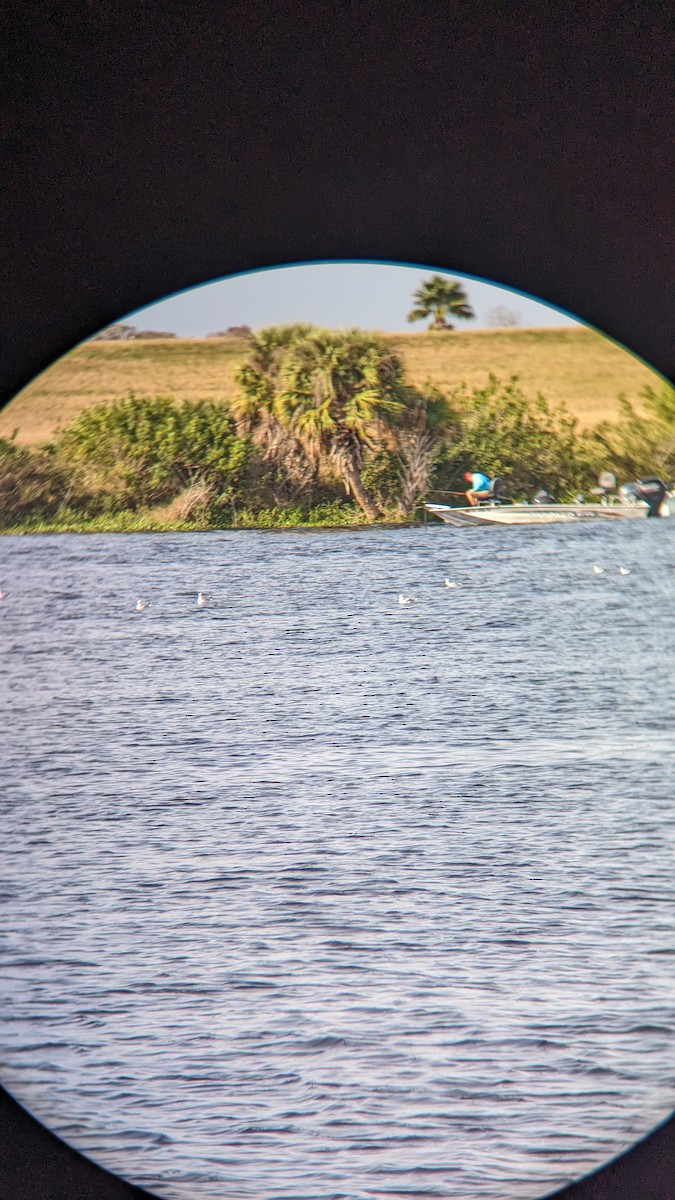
(158, 483, 214, 522)
(388, 328, 658, 427)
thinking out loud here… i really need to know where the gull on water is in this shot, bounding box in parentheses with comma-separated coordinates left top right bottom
(592, 565, 604, 575)
(398, 594, 415, 605)
(197, 592, 210, 607)
(135, 599, 149, 611)
(444, 578, 458, 588)
(618, 567, 631, 575)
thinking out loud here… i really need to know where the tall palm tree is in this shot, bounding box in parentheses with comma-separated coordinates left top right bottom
(233, 327, 407, 519)
(407, 275, 474, 330)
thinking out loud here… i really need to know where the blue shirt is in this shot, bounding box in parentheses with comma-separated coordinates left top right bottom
(470, 473, 491, 491)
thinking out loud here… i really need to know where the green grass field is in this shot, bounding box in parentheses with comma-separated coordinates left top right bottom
(0, 326, 664, 446)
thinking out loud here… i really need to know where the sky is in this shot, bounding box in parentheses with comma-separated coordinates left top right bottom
(121, 262, 582, 337)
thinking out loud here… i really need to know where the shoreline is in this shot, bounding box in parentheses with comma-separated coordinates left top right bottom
(0, 519, 415, 537)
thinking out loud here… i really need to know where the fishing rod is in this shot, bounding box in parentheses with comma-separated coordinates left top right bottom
(426, 488, 469, 496)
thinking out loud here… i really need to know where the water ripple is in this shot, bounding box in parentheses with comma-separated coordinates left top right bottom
(1, 523, 674, 1199)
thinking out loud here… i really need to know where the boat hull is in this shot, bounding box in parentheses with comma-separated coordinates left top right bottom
(425, 502, 652, 527)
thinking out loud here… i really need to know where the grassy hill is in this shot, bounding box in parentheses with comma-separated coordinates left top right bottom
(0, 326, 664, 446)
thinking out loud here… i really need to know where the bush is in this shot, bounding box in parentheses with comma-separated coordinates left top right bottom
(432, 376, 597, 501)
(586, 384, 675, 483)
(55, 394, 251, 511)
(0, 437, 75, 526)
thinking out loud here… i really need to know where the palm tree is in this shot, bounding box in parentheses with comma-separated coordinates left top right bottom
(233, 327, 407, 519)
(407, 275, 474, 330)
(230, 325, 318, 498)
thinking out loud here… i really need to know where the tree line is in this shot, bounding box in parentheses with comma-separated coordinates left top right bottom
(1, 324, 673, 531)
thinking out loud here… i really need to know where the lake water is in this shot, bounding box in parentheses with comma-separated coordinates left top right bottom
(1, 522, 674, 1200)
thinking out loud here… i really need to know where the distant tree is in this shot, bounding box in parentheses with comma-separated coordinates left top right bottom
(407, 275, 474, 330)
(91, 324, 137, 341)
(487, 306, 521, 328)
(130, 330, 177, 339)
(206, 325, 253, 340)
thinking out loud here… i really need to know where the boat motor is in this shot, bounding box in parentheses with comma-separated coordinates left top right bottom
(619, 477, 667, 517)
(533, 488, 555, 505)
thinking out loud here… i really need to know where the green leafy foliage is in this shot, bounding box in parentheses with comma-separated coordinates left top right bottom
(359, 447, 402, 512)
(431, 376, 598, 501)
(586, 384, 675, 483)
(55, 394, 250, 511)
(233, 326, 409, 518)
(0, 436, 76, 526)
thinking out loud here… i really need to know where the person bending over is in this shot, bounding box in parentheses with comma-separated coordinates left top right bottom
(464, 470, 492, 506)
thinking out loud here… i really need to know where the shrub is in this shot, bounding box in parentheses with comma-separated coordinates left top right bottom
(432, 376, 597, 501)
(55, 394, 251, 511)
(0, 437, 75, 526)
(586, 384, 675, 483)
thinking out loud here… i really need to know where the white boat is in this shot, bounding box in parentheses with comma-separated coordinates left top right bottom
(425, 501, 652, 527)
(425, 476, 672, 527)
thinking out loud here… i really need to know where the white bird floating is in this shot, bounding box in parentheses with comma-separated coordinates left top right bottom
(618, 567, 631, 575)
(592, 565, 604, 575)
(444, 578, 458, 588)
(135, 599, 149, 611)
(398, 594, 415, 605)
(197, 592, 210, 607)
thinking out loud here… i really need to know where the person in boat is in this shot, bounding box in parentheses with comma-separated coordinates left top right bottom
(464, 470, 492, 506)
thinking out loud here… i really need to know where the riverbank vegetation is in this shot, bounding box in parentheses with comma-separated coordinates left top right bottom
(1, 325, 672, 534)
